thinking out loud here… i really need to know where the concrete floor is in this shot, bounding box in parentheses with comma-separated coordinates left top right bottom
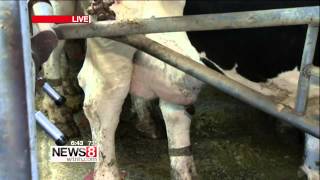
(37, 85, 309, 180)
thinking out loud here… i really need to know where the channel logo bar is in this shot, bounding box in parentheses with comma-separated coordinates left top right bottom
(50, 146, 99, 162)
(32, 15, 91, 24)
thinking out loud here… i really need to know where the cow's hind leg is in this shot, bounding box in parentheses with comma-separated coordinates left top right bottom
(80, 71, 129, 180)
(131, 95, 162, 139)
(78, 39, 134, 180)
(83, 91, 126, 180)
(159, 99, 197, 180)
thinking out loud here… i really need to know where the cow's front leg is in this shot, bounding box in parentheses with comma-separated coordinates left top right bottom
(160, 100, 198, 180)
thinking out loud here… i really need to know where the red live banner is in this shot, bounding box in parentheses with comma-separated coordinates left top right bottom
(32, 16, 91, 24)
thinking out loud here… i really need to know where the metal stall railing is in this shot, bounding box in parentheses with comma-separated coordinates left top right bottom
(0, 1, 38, 180)
(55, 6, 320, 174)
(1, 5, 318, 179)
(54, 6, 319, 38)
(54, 6, 320, 137)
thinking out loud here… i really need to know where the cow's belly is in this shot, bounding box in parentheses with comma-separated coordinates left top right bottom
(130, 32, 203, 105)
(130, 54, 203, 106)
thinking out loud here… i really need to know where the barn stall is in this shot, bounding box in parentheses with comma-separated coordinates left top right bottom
(0, 1, 319, 179)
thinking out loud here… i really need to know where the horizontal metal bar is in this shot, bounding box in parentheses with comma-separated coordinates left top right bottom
(111, 35, 320, 138)
(54, 6, 320, 39)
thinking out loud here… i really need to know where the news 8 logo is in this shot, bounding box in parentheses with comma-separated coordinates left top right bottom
(50, 146, 99, 162)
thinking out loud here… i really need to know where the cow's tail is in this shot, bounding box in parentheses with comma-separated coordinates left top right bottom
(199, 52, 224, 75)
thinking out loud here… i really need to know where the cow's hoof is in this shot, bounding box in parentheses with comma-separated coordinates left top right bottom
(135, 121, 162, 139)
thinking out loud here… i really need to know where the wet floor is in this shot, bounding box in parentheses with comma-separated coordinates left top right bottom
(37, 85, 306, 180)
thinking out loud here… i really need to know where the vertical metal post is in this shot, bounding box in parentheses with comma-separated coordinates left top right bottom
(23, 0, 39, 179)
(295, 25, 320, 174)
(295, 25, 318, 113)
(0, 1, 37, 179)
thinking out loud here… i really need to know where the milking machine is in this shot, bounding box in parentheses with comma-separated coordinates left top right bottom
(34, 109, 67, 145)
(35, 111, 67, 146)
(36, 77, 66, 106)
(34, 76, 67, 146)
(34, 77, 67, 146)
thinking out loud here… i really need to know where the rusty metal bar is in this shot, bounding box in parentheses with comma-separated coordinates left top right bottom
(54, 6, 319, 39)
(0, 1, 38, 179)
(111, 35, 320, 138)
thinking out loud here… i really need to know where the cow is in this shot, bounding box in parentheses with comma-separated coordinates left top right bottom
(32, 0, 205, 179)
(77, 1, 205, 179)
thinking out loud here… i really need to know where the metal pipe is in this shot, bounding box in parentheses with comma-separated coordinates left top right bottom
(111, 35, 320, 138)
(20, 0, 39, 179)
(0, 1, 36, 179)
(35, 111, 66, 146)
(37, 77, 66, 106)
(54, 6, 320, 39)
(43, 83, 62, 102)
